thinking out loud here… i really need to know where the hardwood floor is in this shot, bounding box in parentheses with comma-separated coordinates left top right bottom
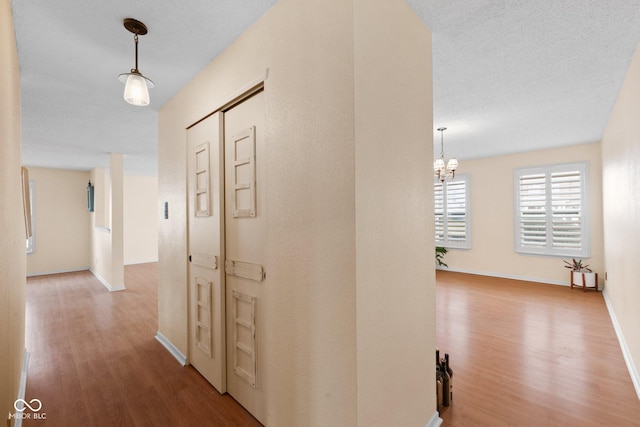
(23, 264, 261, 427)
(436, 270, 640, 426)
(23, 266, 640, 426)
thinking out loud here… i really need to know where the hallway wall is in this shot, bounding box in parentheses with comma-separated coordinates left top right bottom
(26, 168, 90, 275)
(601, 43, 640, 396)
(89, 155, 124, 292)
(354, 0, 435, 424)
(158, 0, 435, 424)
(124, 175, 158, 265)
(0, 0, 26, 418)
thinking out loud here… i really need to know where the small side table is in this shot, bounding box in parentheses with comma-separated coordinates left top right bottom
(570, 270, 599, 292)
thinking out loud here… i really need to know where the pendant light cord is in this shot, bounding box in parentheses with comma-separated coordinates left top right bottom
(134, 33, 139, 72)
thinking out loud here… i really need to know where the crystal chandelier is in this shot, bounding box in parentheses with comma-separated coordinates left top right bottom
(434, 127, 458, 182)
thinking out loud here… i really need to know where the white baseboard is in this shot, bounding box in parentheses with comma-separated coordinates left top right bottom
(155, 331, 187, 366)
(124, 259, 159, 266)
(14, 350, 30, 427)
(90, 268, 126, 292)
(27, 267, 89, 277)
(602, 290, 640, 399)
(437, 266, 569, 287)
(425, 411, 443, 427)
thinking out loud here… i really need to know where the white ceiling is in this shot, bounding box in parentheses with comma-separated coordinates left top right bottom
(11, 1, 640, 175)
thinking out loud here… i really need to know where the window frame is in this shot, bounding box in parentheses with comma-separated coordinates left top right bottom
(434, 173, 471, 250)
(513, 161, 590, 258)
(26, 179, 35, 254)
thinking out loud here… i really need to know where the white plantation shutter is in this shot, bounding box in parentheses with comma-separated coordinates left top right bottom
(518, 173, 547, 248)
(434, 174, 470, 249)
(551, 171, 582, 250)
(515, 163, 589, 257)
(434, 182, 445, 242)
(446, 179, 467, 244)
(26, 179, 35, 254)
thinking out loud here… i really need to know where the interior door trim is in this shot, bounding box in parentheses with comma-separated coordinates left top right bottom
(186, 69, 268, 130)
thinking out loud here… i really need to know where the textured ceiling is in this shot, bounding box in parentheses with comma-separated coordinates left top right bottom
(11, 1, 640, 175)
(11, 0, 278, 175)
(409, 0, 640, 160)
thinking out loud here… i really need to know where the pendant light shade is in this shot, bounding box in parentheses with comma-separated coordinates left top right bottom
(119, 72, 153, 106)
(118, 18, 153, 106)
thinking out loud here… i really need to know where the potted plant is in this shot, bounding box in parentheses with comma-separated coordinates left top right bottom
(436, 246, 448, 268)
(563, 258, 597, 288)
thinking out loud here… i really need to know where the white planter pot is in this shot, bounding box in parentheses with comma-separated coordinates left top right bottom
(572, 271, 596, 287)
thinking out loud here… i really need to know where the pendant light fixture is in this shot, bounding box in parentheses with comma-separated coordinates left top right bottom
(118, 18, 154, 106)
(434, 127, 458, 182)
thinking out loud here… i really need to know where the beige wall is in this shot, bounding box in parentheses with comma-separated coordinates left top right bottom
(24, 167, 150, 277)
(89, 156, 125, 291)
(354, 0, 435, 424)
(124, 175, 158, 265)
(601, 43, 640, 394)
(158, 0, 435, 424)
(110, 154, 124, 289)
(90, 167, 113, 286)
(26, 168, 91, 275)
(93, 167, 110, 228)
(0, 0, 26, 418)
(443, 143, 604, 286)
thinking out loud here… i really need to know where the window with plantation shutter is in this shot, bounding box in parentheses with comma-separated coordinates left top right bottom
(434, 174, 470, 249)
(26, 179, 35, 254)
(514, 162, 589, 257)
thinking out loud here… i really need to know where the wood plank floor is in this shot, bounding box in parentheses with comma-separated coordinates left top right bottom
(436, 270, 640, 426)
(23, 266, 640, 426)
(23, 264, 261, 427)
